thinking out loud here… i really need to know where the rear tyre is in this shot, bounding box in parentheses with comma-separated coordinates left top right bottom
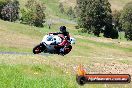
(64, 45, 72, 55)
(59, 45, 72, 56)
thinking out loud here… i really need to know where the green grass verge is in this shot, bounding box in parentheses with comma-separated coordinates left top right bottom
(0, 46, 31, 53)
(0, 64, 77, 88)
(77, 38, 132, 52)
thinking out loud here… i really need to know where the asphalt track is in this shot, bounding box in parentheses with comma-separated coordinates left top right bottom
(0, 52, 49, 56)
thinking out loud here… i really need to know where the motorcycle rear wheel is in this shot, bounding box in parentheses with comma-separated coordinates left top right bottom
(59, 45, 72, 56)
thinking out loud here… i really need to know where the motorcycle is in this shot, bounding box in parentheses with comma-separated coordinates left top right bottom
(33, 34, 75, 55)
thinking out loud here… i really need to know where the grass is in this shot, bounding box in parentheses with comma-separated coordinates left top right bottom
(0, 46, 31, 53)
(60, 0, 132, 10)
(0, 11, 132, 88)
(0, 64, 77, 88)
(18, 0, 71, 20)
(0, 20, 43, 37)
(0, 54, 132, 88)
(77, 38, 132, 52)
(39, 0, 70, 19)
(0, 20, 58, 52)
(18, 0, 132, 20)
(0, 0, 132, 88)
(109, 0, 131, 10)
(118, 59, 132, 65)
(0, 64, 110, 88)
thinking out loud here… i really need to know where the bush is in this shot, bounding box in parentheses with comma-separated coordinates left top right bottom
(111, 28, 119, 39)
(66, 6, 75, 19)
(125, 29, 132, 40)
(59, 3, 65, 14)
(112, 10, 122, 32)
(0, 0, 10, 18)
(120, 2, 132, 40)
(1, 0, 19, 22)
(21, 0, 46, 27)
(20, 8, 33, 25)
(76, 0, 113, 37)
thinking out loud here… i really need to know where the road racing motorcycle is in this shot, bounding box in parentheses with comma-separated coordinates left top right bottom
(33, 34, 75, 55)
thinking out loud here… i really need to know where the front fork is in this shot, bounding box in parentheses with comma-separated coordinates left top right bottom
(40, 42, 47, 52)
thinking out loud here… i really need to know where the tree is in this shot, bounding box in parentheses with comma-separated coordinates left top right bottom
(76, 0, 90, 33)
(67, 6, 75, 19)
(76, 0, 118, 38)
(112, 10, 122, 31)
(0, 0, 10, 19)
(59, 3, 64, 14)
(125, 27, 132, 40)
(120, 2, 132, 40)
(1, 0, 19, 22)
(74, 6, 79, 18)
(21, 0, 46, 27)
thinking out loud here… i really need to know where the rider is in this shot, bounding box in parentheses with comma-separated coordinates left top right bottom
(49, 26, 70, 53)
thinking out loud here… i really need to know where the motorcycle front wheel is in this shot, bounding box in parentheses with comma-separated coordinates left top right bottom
(33, 44, 45, 54)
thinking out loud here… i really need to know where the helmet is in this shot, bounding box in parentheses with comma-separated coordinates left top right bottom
(60, 26, 66, 33)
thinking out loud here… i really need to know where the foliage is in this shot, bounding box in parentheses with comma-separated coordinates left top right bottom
(1, 0, 19, 22)
(74, 6, 79, 18)
(125, 28, 132, 40)
(0, 0, 10, 18)
(120, 2, 132, 40)
(59, 3, 65, 14)
(76, 0, 118, 38)
(66, 6, 75, 19)
(112, 10, 122, 31)
(20, 0, 46, 27)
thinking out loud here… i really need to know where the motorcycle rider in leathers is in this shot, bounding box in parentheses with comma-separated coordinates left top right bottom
(49, 26, 70, 53)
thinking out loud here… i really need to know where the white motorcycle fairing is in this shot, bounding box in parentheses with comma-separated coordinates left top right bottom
(33, 34, 75, 55)
(41, 34, 62, 52)
(41, 34, 75, 52)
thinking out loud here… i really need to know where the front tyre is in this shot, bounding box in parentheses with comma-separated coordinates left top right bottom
(33, 44, 44, 54)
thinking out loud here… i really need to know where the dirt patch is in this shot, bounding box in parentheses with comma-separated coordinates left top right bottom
(90, 62, 132, 75)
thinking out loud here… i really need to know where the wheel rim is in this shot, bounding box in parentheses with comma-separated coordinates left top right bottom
(64, 48, 71, 54)
(35, 48, 40, 54)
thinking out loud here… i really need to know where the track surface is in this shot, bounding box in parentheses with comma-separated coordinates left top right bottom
(0, 51, 49, 56)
